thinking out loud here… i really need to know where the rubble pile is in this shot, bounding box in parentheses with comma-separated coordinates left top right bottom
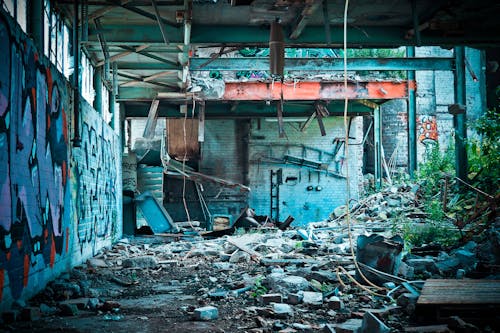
(2, 183, 498, 332)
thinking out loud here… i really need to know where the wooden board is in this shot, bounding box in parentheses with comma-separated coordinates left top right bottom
(417, 279, 500, 305)
(167, 118, 199, 161)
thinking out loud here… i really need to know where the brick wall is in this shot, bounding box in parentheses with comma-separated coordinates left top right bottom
(378, 46, 485, 169)
(248, 116, 363, 225)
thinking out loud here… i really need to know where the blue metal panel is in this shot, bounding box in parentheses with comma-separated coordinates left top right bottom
(135, 191, 178, 233)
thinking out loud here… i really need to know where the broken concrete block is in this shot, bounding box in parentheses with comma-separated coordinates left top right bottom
(293, 322, 313, 331)
(335, 318, 363, 333)
(60, 298, 90, 310)
(360, 312, 390, 333)
(326, 296, 344, 310)
(229, 250, 251, 263)
(20, 307, 42, 321)
(405, 258, 437, 274)
(122, 256, 158, 268)
(87, 258, 109, 268)
(398, 262, 415, 280)
(194, 306, 218, 321)
(273, 303, 294, 318)
(435, 257, 460, 275)
(302, 291, 323, 306)
(266, 274, 309, 295)
(59, 303, 79, 316)
(454, 249, 476, 268)
(260, 293, 283, 305)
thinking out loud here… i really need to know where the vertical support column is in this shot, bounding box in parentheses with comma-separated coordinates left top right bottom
(453, 46, 468, 181)
(406, 46, 417, 178)
(72, 0, 81, 147)
(111, 62, 118, 131)
(93, 67, 103, 114)
(374, 106, 382, 189)
(28, 0, 44, 51)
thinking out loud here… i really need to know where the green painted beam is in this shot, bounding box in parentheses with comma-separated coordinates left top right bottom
(406, 46, 417, 178)
(89, 24, 500, 47)
(374, 106, 382, 189)
(454, 46, 468, 181)
(124, 101, 372, 118)
(190, 57, 454, 71)
(116, 62, 179, 70)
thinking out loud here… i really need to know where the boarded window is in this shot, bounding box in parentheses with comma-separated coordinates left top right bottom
(167, 118, 199, 161)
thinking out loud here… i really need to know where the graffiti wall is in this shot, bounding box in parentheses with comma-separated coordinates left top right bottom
(71, 103, 121, 262)
(0, 10, 121, 310)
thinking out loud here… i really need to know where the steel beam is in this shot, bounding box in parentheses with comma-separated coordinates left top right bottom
(117, 81, 407, 101)
(406, 46, 417, 178)
(190, 57, 454, 71)
(222, 81, 407, 101)
(453, 46, 468, 181)
(123, 101, 372, 118)
(115, 62, 179, 70)
(88, 24, 500, 47)
(374, 106, 382, 189)
(28, 0, 44, 55)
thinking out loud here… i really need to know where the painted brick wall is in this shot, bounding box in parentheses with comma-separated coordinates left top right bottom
(71, 102, 122, 263)
(0, 10, 121, 311)
(199, 120, 249, 221)
(379, 46, 485, 168)
(248, 116, 363, 225)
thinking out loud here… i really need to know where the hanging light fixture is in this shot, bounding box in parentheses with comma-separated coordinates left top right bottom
(269, 20, 285, 77)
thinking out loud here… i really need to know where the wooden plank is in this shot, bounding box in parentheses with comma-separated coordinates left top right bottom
(167, 118, 199, 161)
(417, 279, 500, 305)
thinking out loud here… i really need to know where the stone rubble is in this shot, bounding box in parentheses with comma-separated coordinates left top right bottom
(2, 184, 498, 332)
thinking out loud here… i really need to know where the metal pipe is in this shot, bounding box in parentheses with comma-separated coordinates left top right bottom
(453, 46, 467, 181)
(411, 0, 421, 46)
(29, 0, 44, 51)
(111, 62, 117, 130)
(374, 106, 382, 189)
(406, 46, 417, 177)
(72, 0, 81, 147)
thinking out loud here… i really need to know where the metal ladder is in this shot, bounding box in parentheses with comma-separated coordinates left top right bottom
(270, 168, 283, 222)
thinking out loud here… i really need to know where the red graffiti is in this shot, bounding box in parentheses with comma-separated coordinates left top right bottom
(417, 115, 438, 144)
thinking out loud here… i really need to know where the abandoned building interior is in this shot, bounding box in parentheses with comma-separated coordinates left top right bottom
(0, 0, 499, 332)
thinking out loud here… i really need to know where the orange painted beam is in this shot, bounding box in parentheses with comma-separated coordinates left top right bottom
(222, 81, 408, 101)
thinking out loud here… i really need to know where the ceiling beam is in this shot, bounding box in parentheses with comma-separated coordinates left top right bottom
(222, 81, 408, 101)
(124, 101, 373, 118)
(190, 57, 454, 71)
(117, 81, 408, 101)
(89, 24, 500, 47)
(289, 0, 322, 39)
(96, 44, 150, 67)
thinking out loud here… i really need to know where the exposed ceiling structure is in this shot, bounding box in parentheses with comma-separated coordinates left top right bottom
(56, 0, 500, 118)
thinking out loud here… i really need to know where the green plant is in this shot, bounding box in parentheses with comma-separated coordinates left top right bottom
(250, 276, 268, 298)
(417, 142, 455, 198)
(400, 221, 461, 249)
(467, 109, 500, 195)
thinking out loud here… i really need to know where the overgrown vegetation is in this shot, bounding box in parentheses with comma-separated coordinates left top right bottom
(398, 109, 500, 249)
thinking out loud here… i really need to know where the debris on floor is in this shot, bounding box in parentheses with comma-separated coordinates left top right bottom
(2, 182, 499, 332)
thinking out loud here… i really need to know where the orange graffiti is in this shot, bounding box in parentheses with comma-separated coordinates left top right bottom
(417, 115, 438, 144)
